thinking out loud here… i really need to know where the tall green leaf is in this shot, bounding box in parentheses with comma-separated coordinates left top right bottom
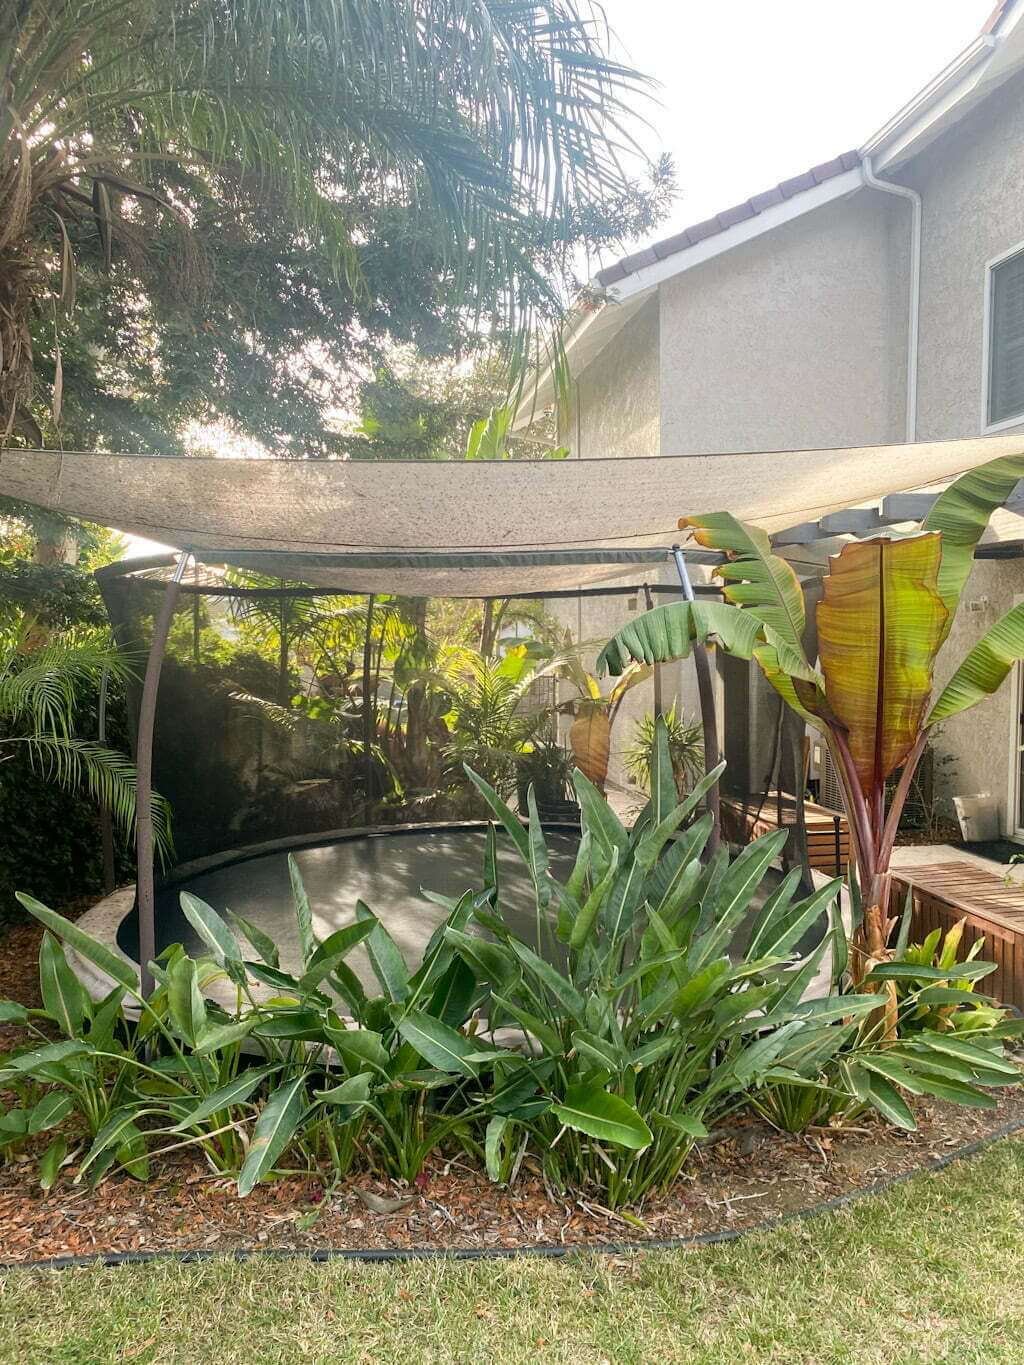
(551, 1083, 652, 1151)
(180, 893, 243, 964)
(391, 1007, 482, 1077)
(238, 1077, 307, 1196)
(355, 901, 409, 1002)
(16, 894, 137, 990)
(288, 854, 317, 966)
(922, 453, 1024, 634)
(928, 602, 1024, 724)
(38, 931, 89, 1037)
(166, 955, 207, 1047)
(172, 1065, 278, 1131)
(464, 766, 530, 864)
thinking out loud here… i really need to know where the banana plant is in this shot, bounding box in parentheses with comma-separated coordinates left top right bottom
(532, 641, 654, 792)
(598, 452, 1024, 982)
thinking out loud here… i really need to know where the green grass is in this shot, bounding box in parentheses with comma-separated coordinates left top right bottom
(4, 1140, 1024, 1364)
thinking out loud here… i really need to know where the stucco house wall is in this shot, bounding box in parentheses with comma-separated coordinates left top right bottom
(658, 189, 909, 455)
(899, 70, 1024, 828)
(564, 295, 661, 459)
(906, 68, 1024, 444)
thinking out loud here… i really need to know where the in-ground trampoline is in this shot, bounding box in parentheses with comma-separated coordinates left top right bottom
(76, 823, 581, 1003)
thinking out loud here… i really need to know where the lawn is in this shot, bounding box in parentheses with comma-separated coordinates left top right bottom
(3, 1138, 1024, 1365)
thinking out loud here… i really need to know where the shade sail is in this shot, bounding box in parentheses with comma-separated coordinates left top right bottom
(3, 435, 1024, 595)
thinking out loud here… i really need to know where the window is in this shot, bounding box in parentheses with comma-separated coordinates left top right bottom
(987, 247, 1024, 428)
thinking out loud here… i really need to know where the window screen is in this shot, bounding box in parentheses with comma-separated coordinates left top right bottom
(988, 249, 1024, 426)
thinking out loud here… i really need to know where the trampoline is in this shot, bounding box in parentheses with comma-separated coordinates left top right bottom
(76, 824, 580, 1003)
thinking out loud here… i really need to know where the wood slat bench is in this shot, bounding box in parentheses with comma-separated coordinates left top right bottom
(891, 861, 1024, 1012)
(721, 791, 850, 875)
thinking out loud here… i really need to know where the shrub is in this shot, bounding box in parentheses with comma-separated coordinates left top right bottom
(624, 705, 703, 798)
(2, 725, 1020, 1203)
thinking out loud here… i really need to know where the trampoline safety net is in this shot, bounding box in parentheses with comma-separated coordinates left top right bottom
(98, 560, 705, 868)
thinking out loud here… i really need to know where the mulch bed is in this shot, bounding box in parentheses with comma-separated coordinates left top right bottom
(2, 909, 1023, 1264)
(1, 1093, 1021, 1263)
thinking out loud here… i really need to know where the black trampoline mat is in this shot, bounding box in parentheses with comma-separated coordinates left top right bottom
(118, 826, 580, 993)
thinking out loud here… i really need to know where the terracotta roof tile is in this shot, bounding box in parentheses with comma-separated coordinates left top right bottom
(594, 150, 859, 288)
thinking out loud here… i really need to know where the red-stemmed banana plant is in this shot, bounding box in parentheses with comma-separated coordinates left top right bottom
(598, 452, 1024, 990)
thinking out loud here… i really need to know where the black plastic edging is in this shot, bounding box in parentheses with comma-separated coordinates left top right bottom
(4, 1112, 1024, 1274)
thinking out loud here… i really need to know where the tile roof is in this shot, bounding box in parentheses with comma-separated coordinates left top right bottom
(595, 150, 861, 288)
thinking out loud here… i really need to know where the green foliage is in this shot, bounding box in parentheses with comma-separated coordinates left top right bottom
(624, 707, 704, 799)
(4, 0, 672, 452)
(0, 631, 172, 904)
(3, 738, 1018, 1205)
(889, 916, 1007, 1036)
(442, 652, 548, 801)
(515, 741, 575, 811)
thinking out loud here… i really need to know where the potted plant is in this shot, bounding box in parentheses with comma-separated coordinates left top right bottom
(515, 739, 578, 820)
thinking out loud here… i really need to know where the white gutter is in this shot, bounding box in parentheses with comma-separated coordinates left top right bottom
(860, 155, 921, 443)
(861, 35, 997, 165)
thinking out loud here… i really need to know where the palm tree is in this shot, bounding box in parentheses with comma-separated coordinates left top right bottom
(1, 1, 653, 436)
(0, 629, 171, 852)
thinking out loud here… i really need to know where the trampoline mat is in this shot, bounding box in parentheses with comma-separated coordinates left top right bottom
(118, 825, 580, 994)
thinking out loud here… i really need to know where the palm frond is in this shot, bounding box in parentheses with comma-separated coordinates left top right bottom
(4, 735, 173, 861)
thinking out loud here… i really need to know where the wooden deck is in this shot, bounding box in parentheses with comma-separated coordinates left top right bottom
(891, 861, 1024, 1011)
(721, 791, 850, 874)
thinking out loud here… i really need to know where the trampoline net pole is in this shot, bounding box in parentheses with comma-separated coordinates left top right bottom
(672, 545, 721, 852)
(135, 550, 190, 997)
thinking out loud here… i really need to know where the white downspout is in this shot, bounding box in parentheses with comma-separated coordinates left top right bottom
(861, 154, 921, 443)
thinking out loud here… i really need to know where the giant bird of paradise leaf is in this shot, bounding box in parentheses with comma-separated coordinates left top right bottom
(598, 453, 1024, 984)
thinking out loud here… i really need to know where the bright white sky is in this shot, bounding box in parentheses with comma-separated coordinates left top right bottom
(600, 0, 997, 246)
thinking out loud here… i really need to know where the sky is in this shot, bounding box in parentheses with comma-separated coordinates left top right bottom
(598, 0, 998, 248)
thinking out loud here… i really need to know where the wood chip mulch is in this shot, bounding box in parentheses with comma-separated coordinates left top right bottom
(1, 910, 1023, 1264)
(1, 1090, 1020, 1264)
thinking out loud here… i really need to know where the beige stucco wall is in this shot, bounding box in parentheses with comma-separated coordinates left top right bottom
(658, 189, 909, 455)
(901, 71, 1024, 830)
(906, 69, 1024, 442)
(933, 558, 1024, 829)
(564, 295, 661, 459)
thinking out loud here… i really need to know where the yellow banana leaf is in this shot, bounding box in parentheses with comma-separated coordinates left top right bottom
(817, 535, 948, 794)
(569, 710, 611, 791)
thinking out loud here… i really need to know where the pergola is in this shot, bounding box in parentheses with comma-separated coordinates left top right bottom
(4, 431, 1024, 992)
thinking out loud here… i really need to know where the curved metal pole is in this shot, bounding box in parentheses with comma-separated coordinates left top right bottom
(672, 545, 720, 853)
(97, 666, 115, 896)
(136, 551, 190, 997)
(642, 582, 663, 720)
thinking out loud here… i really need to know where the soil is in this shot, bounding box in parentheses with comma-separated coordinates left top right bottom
(2, 911, 1022, 1265)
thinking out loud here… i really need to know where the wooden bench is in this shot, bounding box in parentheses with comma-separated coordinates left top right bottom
(721, 791, 850, 875)
(891, 861, 1024, 1012)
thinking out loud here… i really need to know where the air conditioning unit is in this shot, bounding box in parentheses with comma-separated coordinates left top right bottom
(811, 739, 845, 813)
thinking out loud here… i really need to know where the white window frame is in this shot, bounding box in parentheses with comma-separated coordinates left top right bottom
(981, 238, 1024, 435)
(1007, 593, 1024, 841)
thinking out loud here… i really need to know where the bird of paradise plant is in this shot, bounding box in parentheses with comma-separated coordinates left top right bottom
(598, 452, 1024, 993)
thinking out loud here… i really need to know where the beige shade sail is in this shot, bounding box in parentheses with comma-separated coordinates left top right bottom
(3, 436, 1024, 595)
